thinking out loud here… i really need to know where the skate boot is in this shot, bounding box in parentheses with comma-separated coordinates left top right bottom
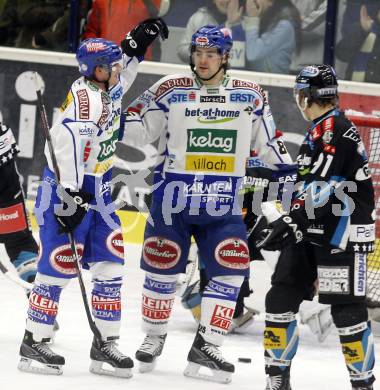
(184, 332, 234, 384)
(352, 385, 373, 389)
(265, 373, 292, 390)
(89, 337, 133, 378)
(135, 334, 167, 373)
(18, 330, 65, 375)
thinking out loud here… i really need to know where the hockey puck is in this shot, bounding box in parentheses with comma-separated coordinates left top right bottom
(238, 357, 252, 363)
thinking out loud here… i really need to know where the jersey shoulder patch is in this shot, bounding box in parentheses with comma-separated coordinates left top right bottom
(71, 78, 103, 123)
(154, 73, 194, 99)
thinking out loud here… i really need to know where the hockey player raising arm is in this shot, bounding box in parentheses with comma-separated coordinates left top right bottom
(122, 24, 292, 383)
(17, 18, 168, 377)
(257, 65, 376, 390)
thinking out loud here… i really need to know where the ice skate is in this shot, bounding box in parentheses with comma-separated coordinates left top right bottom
(18, 330, 65, 375)
(89, 337, 133, 378)
(265, 373, 292, 390)
(184, 332, 234, 384)
(352, 384, 374, 389)
(135, 334, 167, 373)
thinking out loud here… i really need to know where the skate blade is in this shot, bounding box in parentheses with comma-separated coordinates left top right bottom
(138, 359, 157, 373)
(89, 360, 133, 378)
(18, 357, 63, 375)
(183, 362, 232, 384)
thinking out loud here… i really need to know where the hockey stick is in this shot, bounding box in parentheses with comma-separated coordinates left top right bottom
(33, 72, 102, 341)
(0, 259, 33, 290)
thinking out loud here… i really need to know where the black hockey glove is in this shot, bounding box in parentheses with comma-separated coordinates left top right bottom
(54, 188, 93, 233)
(256, 214, 303, 251)
(121, 17, 169, 57)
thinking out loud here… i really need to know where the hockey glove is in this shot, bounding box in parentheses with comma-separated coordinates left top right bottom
(121, 17, 169, 58)
(255, 201, 303, 251)
(54, 188, 93, 233)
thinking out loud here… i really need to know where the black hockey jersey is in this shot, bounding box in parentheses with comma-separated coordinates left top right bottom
(290, 109, 376, 252)
(0, 123, 19, 168)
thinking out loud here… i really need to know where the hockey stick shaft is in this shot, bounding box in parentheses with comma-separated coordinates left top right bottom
(0, 260, 33, 290)
(33, 72, 102, 341)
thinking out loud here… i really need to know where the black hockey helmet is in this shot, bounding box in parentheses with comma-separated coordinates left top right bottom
(294, 64, 338, 101)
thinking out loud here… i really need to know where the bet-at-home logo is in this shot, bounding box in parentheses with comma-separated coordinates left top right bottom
(98, 130, 119, 162)
(187, 128, 237, 153)
(185, 107, 240, 124)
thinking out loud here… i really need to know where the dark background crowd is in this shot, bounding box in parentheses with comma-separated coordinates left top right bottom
(0, 0, 379, 83)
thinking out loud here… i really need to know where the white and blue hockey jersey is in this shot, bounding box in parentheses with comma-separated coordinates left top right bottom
(123, 73, 293, 208)
(45, 54, 139, 195)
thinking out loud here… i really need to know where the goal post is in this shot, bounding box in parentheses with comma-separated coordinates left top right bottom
(348, 114, 380, 311)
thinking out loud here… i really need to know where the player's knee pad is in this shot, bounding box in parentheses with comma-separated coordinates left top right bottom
(90, 261, 125, 281)
(265, 285, 303, 314)
(264, 312, 299, 375)
(331, 302, 368, 328)
(141, 272, 179, 335)
(12, 250, 38, 282)
(26, 272, 68, 341)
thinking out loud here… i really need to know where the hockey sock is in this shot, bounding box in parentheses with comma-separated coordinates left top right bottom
(337, 322, 375, 387)
(12, 251, 38, 282)
(141, 272, 178, 335)
(90, 262, 124, 340)
(199, 275, 243, 346)
(264, 312, 299, 376)
(26, 273, 68, 341)
(91, 277, 122, 340)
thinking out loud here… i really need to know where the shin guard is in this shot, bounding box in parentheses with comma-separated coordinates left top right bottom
(338, 322, 375, 388)
(199, 275, 243, 346)
(141, 272, 178, 335)
(264, 312, 299, 376)
(26, 273, 67, 341)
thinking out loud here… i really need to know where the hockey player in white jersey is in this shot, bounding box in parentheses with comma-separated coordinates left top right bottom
(123, 25, 293, 383)
(17, 18, 168, 377)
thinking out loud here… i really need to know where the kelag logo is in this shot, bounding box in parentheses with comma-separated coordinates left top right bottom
(185, 107, 239, 124)
(187, 129, 237, 153)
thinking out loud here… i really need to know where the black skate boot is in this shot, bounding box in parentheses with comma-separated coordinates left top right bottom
(184, 332, 234, 384)
(89, 337, 134, 378)
(18, 330, 65, 375)
(265, 372, 292, 390)
(135, 334, 167, 373)
(352, 385, 374, 389)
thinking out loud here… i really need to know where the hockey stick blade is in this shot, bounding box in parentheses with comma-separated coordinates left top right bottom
(0, 260, 33, 290)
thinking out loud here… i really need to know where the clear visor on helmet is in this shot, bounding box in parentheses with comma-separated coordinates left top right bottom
(191, 47, 223, 62)
(293, 83, 309, 99)
(100, 58, 123, 73)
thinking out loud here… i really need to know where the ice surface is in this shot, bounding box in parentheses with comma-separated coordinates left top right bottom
(0, 243, 379, 390)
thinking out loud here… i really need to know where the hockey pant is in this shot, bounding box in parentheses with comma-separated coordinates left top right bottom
(0, 161, 38, 282)
(26, 262, 125, 341)
(142, 272, 243, 345)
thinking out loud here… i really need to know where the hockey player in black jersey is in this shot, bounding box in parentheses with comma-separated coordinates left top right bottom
(257, 65, 376, 390)
(0, 117, 38, 284)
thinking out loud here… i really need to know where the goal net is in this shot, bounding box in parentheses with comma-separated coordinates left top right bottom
(348, 115, 380, 309)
